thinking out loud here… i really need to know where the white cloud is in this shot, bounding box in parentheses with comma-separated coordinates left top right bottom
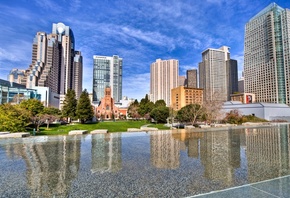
(33, 0, 62, 12)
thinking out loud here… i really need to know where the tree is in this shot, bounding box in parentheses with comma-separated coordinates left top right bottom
(127, 99, 140, 120)
(150, 106, 169, 123)
(223, 109, 243, 124)
(62, 89, 77, 123)
(138, 94, 154, 119)
(20, 98, 44, 116)
(76, 89, 94, 123)
(42, 107, 62, 128)
(20, 99, 46, 132)
(0, 104, 30, 132)
(154, 99, 166, 107)
(202, 100, 223, 123)
(176, 104, 204, 125)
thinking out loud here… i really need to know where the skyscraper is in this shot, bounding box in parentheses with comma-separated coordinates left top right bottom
(199, 46, 238, 101)
(93, 55, 123, 103)
(52, 22, 76, 96)
(244, 3, 290, 104)
(73, 51, 83, 99)
(150, 59, 179, 106)
(186, 69, 197, 88)
(22, 23, 82, 108)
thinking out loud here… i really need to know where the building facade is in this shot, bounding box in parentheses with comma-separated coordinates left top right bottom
(150, 59, 179, 106)
(95, 87, 120, 120)
(171, 86, 203, 111)
(230, 93, 255, 104)
(73, 51, 83, 99)
(0, 79, 39, 104)
(244, 3, 290, 104)
(199, 46, 238, 101)
(186, 69, 197, 88)
(8, 69, 26, 84)
(93, 55, 122, 103)
(17, 23, 82, 108)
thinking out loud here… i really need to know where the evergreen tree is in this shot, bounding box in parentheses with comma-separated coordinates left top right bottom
(150, 106, 169, 123)
(76, 89, 94, 123)
(176, 104, 204, 125)
(62, 89, 77, 122)
(138, 94, 154, 118)
(154, 99, 166, 107)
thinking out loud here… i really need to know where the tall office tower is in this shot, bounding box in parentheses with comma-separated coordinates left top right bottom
(52, 22, 76, 95)
(38, 34, 60, 93)
(23, 32, 48, 89)
(226, 59, 238, 98)
(199, 46, 238, 101)
(150, 59, 179, 106)
(186, 69, 197, 88)
(178, 76, 186, 86)
(244, 3, 290, 104)
(93, 55, 123, 103)
(73, 51, 83, 99)
(238, 72, 244, 93)
(22, 22, 82, 105)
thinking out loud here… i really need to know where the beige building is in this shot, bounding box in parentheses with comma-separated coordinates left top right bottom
(230, 93, 255, 104)
(150, 59, 179, 106)
(171, 86, 203, 111)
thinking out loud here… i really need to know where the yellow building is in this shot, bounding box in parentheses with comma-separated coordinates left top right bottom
(171, 86, 203, 110)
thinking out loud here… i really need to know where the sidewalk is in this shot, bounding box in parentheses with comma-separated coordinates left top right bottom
(190, 175, 290, 198)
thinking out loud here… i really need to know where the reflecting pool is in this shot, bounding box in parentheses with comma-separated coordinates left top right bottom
(0, 125, 290, 197)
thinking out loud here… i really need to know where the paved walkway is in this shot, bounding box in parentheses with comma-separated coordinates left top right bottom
(190, 175, 290, 198)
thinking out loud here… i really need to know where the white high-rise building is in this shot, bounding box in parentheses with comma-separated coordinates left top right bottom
(150, 59, 179, 106)
(244, 3, 290, 104)
(92, 55, 123, 103)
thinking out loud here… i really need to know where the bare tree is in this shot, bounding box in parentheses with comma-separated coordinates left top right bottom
(202, 90, 224, 124)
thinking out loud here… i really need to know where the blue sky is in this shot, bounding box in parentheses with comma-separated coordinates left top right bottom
(1, 0, 290, 101)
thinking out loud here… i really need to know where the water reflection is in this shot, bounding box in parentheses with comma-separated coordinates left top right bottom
(246, 125, 290, 182)
(1, 125, 290, 197)
(91, 133, 122, 173)
(150, 131, 180, 169)
(3, 136, 81, 197)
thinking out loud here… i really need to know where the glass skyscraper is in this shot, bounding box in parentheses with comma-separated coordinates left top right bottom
(93, 55, 122, 103)
(244, 3, 290, 104)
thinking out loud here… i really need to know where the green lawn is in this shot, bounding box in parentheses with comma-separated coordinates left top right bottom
(34, 120, 170, 136)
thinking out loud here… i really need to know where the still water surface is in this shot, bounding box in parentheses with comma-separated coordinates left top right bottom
(0, 125, 289, 197)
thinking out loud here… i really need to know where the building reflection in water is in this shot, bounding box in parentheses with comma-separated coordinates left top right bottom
(4, 136, 81, 197)
(200, 130, 241, 186)
(91, 133, 122, 173)
(172, 126, 290, 186)
(246, 125, 290, 182)
(150, 131, 180, 169)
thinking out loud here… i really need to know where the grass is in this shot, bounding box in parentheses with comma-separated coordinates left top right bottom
(34, 120, 170, 136)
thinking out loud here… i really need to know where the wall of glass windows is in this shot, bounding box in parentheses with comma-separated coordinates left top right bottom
(0, 80, 39, 104)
